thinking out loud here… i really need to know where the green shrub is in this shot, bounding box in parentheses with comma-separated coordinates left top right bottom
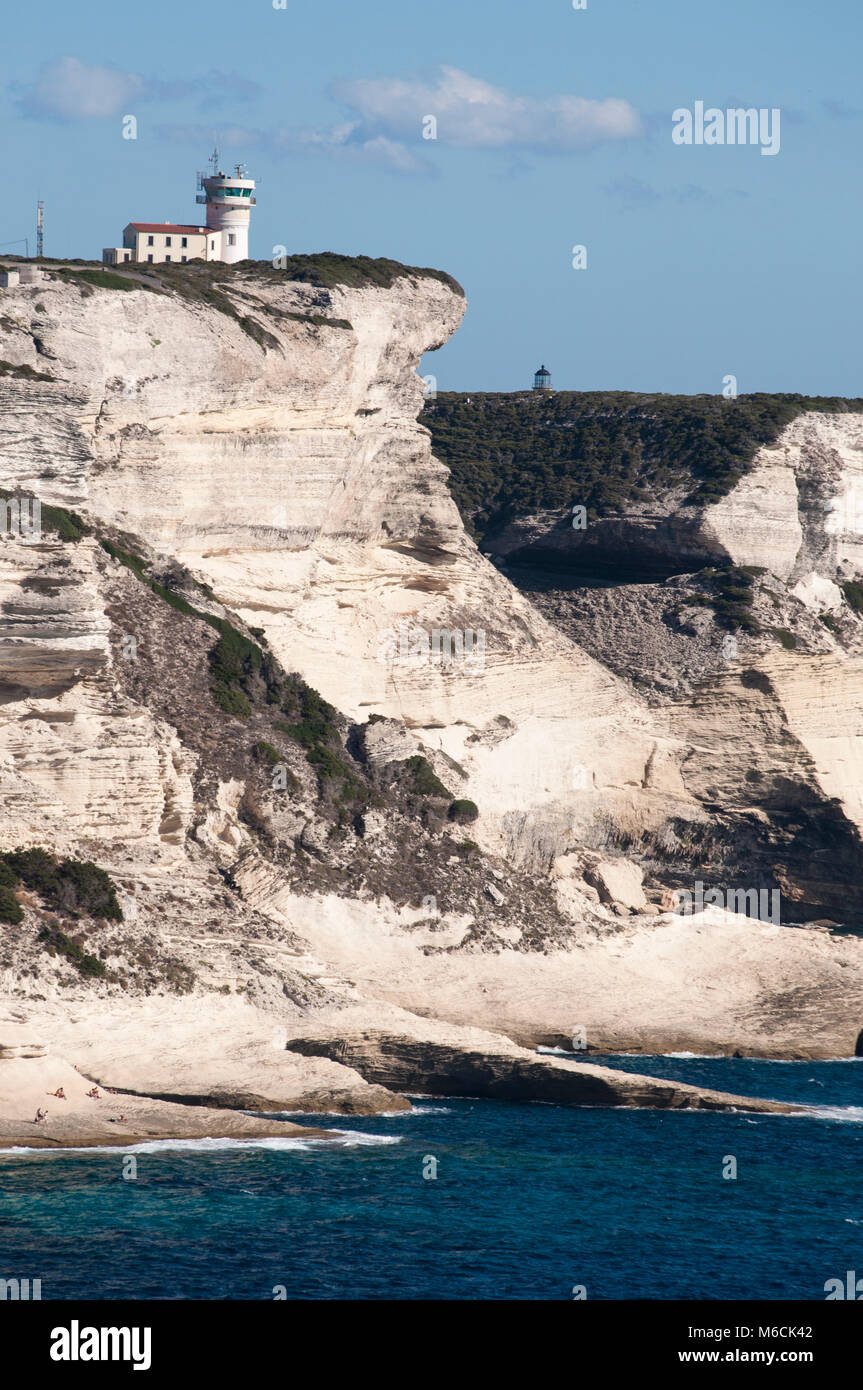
(42, 504, 88, 542)
(253, 740, 281, 767)
(280, 684, 339, 750)
(771, 628, 797, 650)
(1, 848, 122, 920)
(37, 925, 106, 978)
(56, 267, 150, 293)
(56, 859, 122, 920)
(0, 494, 87, 542)
(448, 799, 479, 824)
(213, 684, 252, 718)
(102, 537, 268, 716)
(406, 755, 451, 799)
(0, 886, 22, 923)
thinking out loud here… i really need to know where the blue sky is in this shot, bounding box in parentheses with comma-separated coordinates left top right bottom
(1, 0, 860, 395)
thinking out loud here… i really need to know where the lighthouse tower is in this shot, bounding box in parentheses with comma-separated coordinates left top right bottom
(196, 150, 256, 264)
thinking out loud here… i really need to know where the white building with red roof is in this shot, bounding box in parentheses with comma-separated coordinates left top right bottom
(102, 154, 256, 267)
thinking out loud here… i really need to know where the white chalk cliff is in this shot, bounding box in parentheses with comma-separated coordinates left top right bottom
(0, 260, 862, 1100)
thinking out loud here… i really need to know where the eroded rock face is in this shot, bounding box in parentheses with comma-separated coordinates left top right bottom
(0, 538, 196, 854)
(0, 268, 694, 874)
(1, 265, 863, 1083)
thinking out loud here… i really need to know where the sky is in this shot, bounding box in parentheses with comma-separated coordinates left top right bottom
(0, 0, 860, 395)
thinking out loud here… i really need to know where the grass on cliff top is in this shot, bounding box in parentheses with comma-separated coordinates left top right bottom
(53, 267, 155, 294)
(231, 252, 464, 297)
(424, 391, 863, 539)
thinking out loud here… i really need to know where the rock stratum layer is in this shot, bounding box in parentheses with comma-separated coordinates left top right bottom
(0, 260, 861, 1132)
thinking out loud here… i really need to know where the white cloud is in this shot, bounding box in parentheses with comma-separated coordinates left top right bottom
(157, 121, 434, 175)
(16, 57, 145, 120)
(13, 57, 259, 121)
(332, 66, 642, 152)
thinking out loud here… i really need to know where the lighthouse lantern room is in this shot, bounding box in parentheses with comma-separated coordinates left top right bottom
(533, 364, 552, 391)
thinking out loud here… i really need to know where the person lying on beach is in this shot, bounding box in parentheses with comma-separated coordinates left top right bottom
(47, 1087, 66, 1099)
(86, 1087, 101, 1099)
(34, 1108, 47, 1123)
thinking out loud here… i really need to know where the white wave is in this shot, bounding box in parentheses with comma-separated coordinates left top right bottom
(800, 1105, 863, 1124)
(0, 1131, 402, 1158)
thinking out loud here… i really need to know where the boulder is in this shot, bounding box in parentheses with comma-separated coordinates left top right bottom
(584, 859, 647, 911)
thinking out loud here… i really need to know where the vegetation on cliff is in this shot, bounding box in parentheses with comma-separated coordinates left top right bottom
(0, 848, 122, 935)
(233, 252, 464, 296)
(1, 848, 122, 921)
(424, 391, 863, 542)
(26, 254, 462, 349)
(671, 564, 764, 634)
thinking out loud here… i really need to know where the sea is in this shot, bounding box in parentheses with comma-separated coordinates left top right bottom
(0, 1054, 860, 1301)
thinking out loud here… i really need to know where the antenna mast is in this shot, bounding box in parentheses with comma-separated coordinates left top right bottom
(36, 201, 44, 259)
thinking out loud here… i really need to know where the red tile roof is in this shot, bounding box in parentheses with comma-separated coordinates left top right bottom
(127, 223, 207, 234)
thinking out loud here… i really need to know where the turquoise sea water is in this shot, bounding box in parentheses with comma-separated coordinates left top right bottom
(0, 1056, 860, 1301)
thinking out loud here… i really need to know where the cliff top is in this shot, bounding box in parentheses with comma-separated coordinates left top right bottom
(0, 251, 464, 298)
(425, 389, 863, 537)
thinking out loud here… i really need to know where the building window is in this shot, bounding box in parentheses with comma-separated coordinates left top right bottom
(211, 240, 215, 250)
(181, 237, 187, 248)
(227, 234, 236, 246)
(123, 252, 130, 262)
(147, 254, 153, 263)
(165, 255, 171, 262)
(165, 236, 172, 247)
(147, 236, 154, 246)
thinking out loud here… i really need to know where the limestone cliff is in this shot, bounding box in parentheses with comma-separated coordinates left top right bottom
(0, 260, 690, 879)
(0, 259, 862, 1082)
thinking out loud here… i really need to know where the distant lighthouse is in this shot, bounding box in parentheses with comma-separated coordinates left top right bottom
(196, 149, 256, 264)
(533, 364, 552, 391)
